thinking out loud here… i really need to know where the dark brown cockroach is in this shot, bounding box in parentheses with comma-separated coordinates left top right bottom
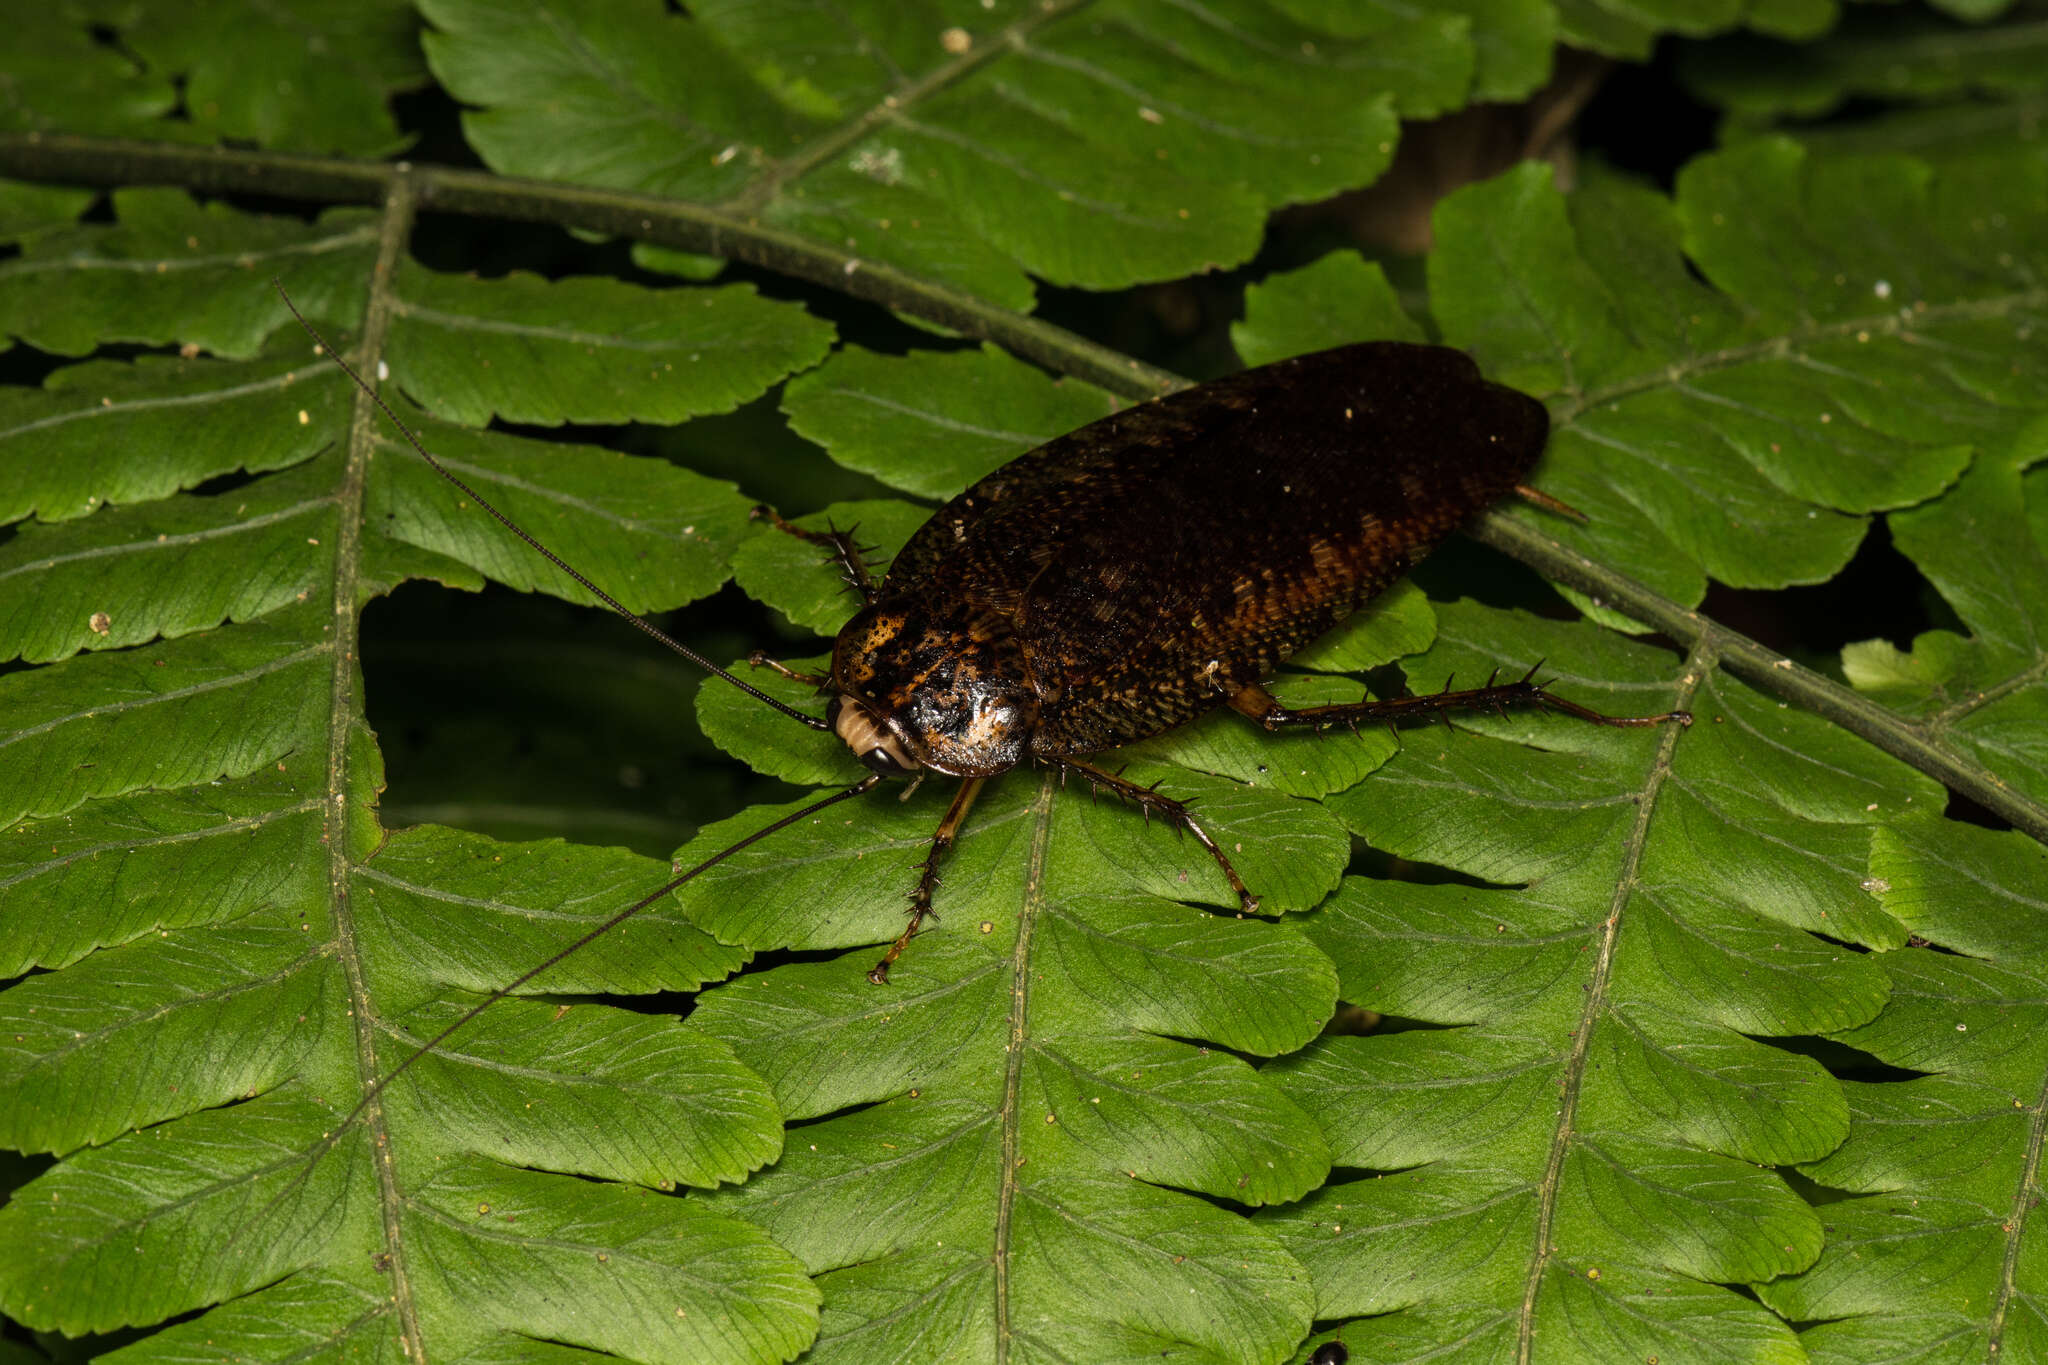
(282, 296, 1686, 1117)
(747, 340, 1688, 981)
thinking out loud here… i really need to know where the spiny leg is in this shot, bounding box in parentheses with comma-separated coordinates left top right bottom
(1228, 662, 1692, 732)
(870, 776, 986, 985)
(1049, 758, 1259, 915)
(748, 505, 884, 686)
(746, 650, 829, 688)
(752, 504, 885, 604)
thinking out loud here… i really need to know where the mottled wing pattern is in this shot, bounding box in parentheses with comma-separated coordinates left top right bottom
(883, 417, 1125, 603)
(881, 344, 1548, 756)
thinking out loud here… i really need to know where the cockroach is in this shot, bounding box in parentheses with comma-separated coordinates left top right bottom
(281, 294, 1686, 1127)
(747, 340, 1689, 984)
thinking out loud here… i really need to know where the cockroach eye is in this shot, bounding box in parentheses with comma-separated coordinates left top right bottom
(860, 746, 911, 777)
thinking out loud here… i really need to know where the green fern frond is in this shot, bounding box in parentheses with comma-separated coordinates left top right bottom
(2, 5, 2046, 1364)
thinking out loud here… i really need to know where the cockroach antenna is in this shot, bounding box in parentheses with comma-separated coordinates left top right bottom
(251, 279, 1687, 1237)
(226, 770, 878, 1250)
(272, 282, 830, 732)
(238, 283, 884, 1240)
(280, 278, 1687, 995)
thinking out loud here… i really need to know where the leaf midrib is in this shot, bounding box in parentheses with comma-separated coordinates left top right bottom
(1988, 1012, 2048, 1351)
(0, 494, 330, 581)
(1554, 288, 2048, 425)
(0, 641, 329, 751)
(0, 360, 324, 440)
(0, 799, 321, 894)
(1, 223, 380, 281)
(995, 771, 1058, 1365)
(322, 174, 426, 1362)
(1515, 640, 1704, 1362)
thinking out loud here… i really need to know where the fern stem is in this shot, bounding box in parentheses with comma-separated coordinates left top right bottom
(0, 132, 1161, 398)
(3, 131, 2038, 843)
(319, 169, 430, 1364)
(1469, 511, 2048, 845)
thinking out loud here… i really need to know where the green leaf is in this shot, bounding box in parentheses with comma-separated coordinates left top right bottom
(4, 6, 425, 153)
(412, 0, 1530, 292)
(1683, 5, 2048, 153)
(0, 455, 338, 663)
(729, 500, 932, 636)
(117, 3, 429, 156)
(1233, 251, 1425, 366)
(1758, 820, 2048, 1363)
(367, 408, 759, 614)
(1843, 421, 2048, 807)
(696, 649, 861, 788)
(6, 7, 2048, 1360)
(687, 845, 1333, 1361)
(385, 261, 836, 427)
(1253, 600, 1932, 1361)
(0, 190, 376, 357)
(0, 178, 93, 244)
(0, 335, 352, 525)
(1552, 0, 1838, 61)
(0, 196, 815, 1359)
(1430, 141, 2043, 613)
(2, 13, 181, 141)
(782, 343, 1119, 502)
(1285, 580, 1438, 674)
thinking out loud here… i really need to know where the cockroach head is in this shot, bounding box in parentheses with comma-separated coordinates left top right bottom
(828, 601, 1040, 780)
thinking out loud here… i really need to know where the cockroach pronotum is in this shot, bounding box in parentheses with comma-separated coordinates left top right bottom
(281, 292, 1688, 1154)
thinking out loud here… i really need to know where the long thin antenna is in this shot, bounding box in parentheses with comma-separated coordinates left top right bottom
(275, 282, 830, 731)
(361, 774, 877, 1124)
(236, 774, 881, 1244)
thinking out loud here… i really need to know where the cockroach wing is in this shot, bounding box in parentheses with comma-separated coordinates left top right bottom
(880, 343, 1548, 756)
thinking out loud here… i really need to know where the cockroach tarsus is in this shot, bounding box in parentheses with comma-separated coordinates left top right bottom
(274, 285, 1687, 1142)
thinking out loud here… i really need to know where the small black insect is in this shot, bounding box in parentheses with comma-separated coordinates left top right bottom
(1309, 1341, 1350, 1365)
(283, 293, 1684, 1089)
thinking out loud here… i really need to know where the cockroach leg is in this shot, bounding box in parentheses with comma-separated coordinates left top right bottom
(745, 650, 829, 688)
(1229, 664, 1691, 732)
(870, 776, 986, 985)
(753, 504, 884, 603)
(1049, 758, 1260, 916)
